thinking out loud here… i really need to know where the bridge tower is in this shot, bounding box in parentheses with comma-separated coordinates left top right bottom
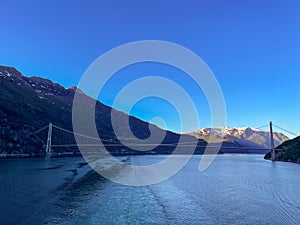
(270, 121, 276, 161)
(46, 122, 52, 156)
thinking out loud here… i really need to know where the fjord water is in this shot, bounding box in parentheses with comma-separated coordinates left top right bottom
(1, 155, 300, 224)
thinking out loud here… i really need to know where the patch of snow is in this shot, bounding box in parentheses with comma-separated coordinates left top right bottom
(5, 71, 11, 77)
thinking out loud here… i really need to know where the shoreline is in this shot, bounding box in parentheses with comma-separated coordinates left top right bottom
(265, 158, 300, 164)
(0, 152, 81, 159)
(0, 151, 271, 159)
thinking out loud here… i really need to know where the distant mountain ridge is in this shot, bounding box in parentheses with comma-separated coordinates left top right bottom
(187, 127, 289, 149)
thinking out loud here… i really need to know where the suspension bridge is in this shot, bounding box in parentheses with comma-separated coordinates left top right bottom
(34, 121, 298, 160)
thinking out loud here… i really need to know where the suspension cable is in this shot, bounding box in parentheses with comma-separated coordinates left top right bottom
(52, 125, 119, 143)
(34, 125, 49, 134)
(273, 124, 298, 137)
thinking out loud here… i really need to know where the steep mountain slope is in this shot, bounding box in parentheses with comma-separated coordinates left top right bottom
(187, 127, 289, 149)
(0, 65, 204, 156)
(265, 136, 300, 163)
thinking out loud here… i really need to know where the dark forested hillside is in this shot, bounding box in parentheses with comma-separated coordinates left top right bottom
(0, 65, 205, 156)
(265, 136, 300, 163)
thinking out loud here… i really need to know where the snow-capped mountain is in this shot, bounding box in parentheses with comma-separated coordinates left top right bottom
(187, 127, 289, 149)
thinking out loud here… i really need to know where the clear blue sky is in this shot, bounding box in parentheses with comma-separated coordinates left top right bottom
(0, 0, 299, 136)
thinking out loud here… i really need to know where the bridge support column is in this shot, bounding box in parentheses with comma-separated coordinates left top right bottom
(270, 121, 276, 161)
(46, 122, 52, 157)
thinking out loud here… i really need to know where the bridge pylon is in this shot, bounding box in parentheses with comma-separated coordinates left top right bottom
(45, 122, 52, 157)
(270, 121, 276, 161)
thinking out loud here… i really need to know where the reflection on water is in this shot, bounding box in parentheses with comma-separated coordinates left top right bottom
(0, 155, 300, 224)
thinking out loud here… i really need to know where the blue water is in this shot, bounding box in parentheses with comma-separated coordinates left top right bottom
(0, 155, 300, 224)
